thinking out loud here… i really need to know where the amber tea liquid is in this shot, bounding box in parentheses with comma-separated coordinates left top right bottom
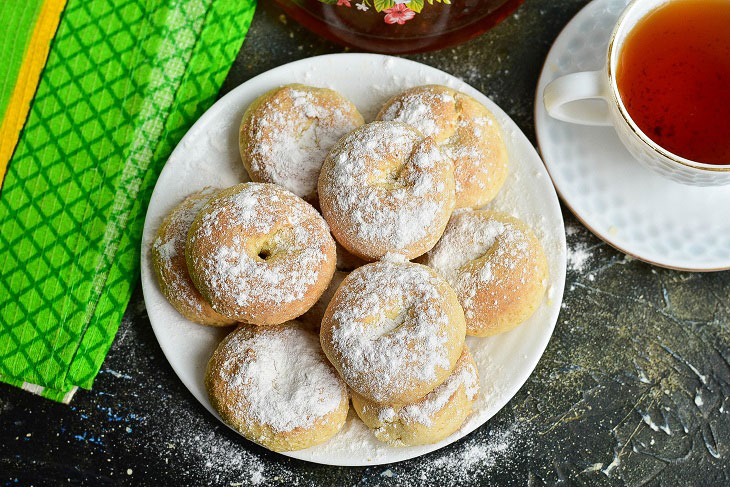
(616, 0, 730, 165)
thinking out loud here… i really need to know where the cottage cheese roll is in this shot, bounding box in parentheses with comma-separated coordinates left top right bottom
(422, 210, 548, 337)
(150, 189, 235, 326)
(318, 121, 455, 260)
(351, 347, 479, 447)
(320, 260, 466, 405)
(186, 183, 336, 325)
(206, 323, 349, 452)
(378, 85, 508, 209)
(239, 84, 363, 203)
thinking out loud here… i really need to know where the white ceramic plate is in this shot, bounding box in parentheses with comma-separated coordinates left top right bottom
(535, 0, 730, 271)
(141, 54, 566, 466)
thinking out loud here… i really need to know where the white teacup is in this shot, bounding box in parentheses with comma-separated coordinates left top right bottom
(543, 0, 730, 186)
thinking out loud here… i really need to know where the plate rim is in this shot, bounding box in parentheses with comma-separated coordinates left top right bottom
(141, 52, 567, 466)
(533, 0, 730, 272)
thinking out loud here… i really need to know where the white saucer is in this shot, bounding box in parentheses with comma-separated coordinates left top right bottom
(535, 0, 730, 271)
(141, 53, 566, 466)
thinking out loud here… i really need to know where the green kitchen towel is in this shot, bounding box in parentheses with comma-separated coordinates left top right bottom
(0, 0, 256, 403)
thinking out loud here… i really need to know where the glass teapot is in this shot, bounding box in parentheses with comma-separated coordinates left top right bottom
(275, 0, 526, 54)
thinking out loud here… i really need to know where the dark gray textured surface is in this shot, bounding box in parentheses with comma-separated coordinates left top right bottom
(2, 1, 730, 485)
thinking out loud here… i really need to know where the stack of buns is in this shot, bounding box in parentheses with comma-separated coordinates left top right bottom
(150, 84, 548, 452)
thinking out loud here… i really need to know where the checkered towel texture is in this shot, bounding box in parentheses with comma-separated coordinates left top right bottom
(0, 0, 256, 402)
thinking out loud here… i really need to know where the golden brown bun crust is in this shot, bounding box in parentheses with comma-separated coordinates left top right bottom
(422, 210, 548, 336)
(206, 323, 349, 452)
(186, 183, 336, 325)
(150, 189, 235, 327)
(239, 84, 363, 204)
(318, 121, 455, 261)
(351, 347, 479, 447)
(377, 85, 508, 209)
(320, 260, 466, 405)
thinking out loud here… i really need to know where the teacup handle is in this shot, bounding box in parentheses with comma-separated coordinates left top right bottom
(543, 70, 612, 126)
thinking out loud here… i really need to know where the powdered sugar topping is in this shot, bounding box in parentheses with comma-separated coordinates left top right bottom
(152, 188, 218, 312)
(426, 210, 508, 283)
(320, 122, 454, 258)
(188, 184, 332, 309)
(380, 90, 454, 137)
(243, 86, 362, 199)
(375, 350, 479, 427)
(326, 261, 458, 403)
(424, 210, 537, 320)
(379, 86, 506, 198)
(214, 325, 344, 433)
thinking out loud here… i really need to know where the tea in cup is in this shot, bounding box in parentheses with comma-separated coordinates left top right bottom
(544, 0, 730, 186)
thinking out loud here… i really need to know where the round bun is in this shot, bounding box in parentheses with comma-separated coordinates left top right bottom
(206, 323, 349, 452)
(377, 85, 508, 209)
(351, 347, 479, 447)
(186, 183, 336, 325)
(320, 260, 466, 405)
(422, 210, 548, 337)
(318, 121, 455, 261)
(239, 84, 363, 203)
(150, 189, 235, 326)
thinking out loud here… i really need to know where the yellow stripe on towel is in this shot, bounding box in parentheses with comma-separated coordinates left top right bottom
(0, 0, 67, 185)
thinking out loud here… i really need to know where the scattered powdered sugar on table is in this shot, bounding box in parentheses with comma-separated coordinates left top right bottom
(327, 262, 453, 403)
(147, 391, 526, 486)
(141, 390, 296, 486)
(567, 241, 592, 273)
(410, 422, 523, 483)
(243, 86, 361, 199)
(215, 326, 343, 433)
(320, 122, 453, 256)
